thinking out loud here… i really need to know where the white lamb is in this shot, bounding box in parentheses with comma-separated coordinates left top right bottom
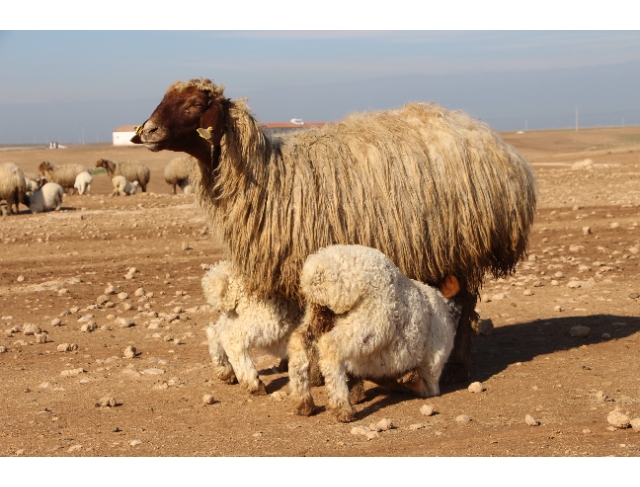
(111, 175, 139, 196)
(202, 260, 302, 395)
(24, 182, 64, 214)
(74, 171, 93, 195)
(288, 245, 461, 422)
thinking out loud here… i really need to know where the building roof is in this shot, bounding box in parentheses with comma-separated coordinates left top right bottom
(113, 125, 138, 132)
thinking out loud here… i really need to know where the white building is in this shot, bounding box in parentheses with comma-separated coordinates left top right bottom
(112, 125, 137, 146)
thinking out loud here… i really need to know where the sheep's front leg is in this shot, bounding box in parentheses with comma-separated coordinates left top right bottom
(205, 322, 237, 385)
(223, 338, 267, 396)
(287, 328, 315, 416)
(318, 334, 355, 422)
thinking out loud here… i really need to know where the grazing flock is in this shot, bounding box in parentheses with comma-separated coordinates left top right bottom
(127, 77, 537, 422)
(0, 155, 197, 215)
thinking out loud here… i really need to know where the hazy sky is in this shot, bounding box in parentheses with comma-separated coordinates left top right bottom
(1, 26, 639, 144)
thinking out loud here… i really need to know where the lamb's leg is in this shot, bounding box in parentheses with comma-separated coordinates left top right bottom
(441, 289, 477, 384)
(171, 184, 176, 195)
(287, 327, 315, 416)
(318, 334, 355, 423)
(205, 322, 236, 384)
(222, 337, 266, 396)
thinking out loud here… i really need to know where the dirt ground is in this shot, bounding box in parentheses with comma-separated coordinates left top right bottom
(1, 126, 640, 457)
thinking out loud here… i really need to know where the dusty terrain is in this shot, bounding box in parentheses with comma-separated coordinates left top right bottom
(1, 127, 640, 457)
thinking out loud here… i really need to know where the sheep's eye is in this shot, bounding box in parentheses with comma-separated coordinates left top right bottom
(194, 102, 203, 108)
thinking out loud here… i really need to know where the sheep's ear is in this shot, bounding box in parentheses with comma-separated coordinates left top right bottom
(439, 275, 460, 298)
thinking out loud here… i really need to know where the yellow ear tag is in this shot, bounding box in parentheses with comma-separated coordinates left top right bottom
(197, 127, 213, 140)
(134, 125, 143, 135)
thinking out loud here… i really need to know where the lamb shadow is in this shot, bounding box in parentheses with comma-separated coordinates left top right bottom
(462, 314, 640, 388)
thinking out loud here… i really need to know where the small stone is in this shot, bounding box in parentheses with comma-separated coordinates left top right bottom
(551, 280, 559, 286)
(602, 333, 611, 339)
(595, 391, 611, 403)
(554, 271, 564, 278)
(104, 285, 115, 295)
(610, 222, 620, 229)
(527, 254, 537, 261)
(67, 444, 82, 452)
(583, 429, 591, 434)
(23, 324, 41, 336)
(491, 293, 507, 301)
(420, 404, 435, 416)
(115, 317, 134, 328)
(455, 414, 471, 423)
(96, 295, 110, 305)
(57, 343, 78, 352)
(350, 425, 371, 436)
(569, 245, 584, 253)
(525, 414, 540, 426)
(134, 288, 145, 297)
(269, 391, 287, 402)
(468, 382, 485, 393)
(523, 289, 533, 296)
(129, 439, 142, 446)
(181, 242, 191, 251)
(80, 321, 97, 333)
(0, 346, 7, 353)
(607, 410, 631, 429)
(51, 318, 61, 327)
(13, 339, 28, 347)
(582, 226, 592, 235)
(409, 423, 425, 430)
(202, 394, 216, 405)
(365, 431, 380, 440)
(567, 281, 581, 289)
(630, 418, 640, 432)
(570, 325, 590, 337)
(17, 275, 25, 282)
(61, 368, 86, 377)
(97, 396, 117, 407)
(376, 418, 394, 431)
(629, 292, 640, 299)
(554, 305, 563, 312)
(77, 314, 94, 323)
(142, 368, 165, 375)
(368, 423, 382, 432)
(477, 319, 494, 336)
(252, 432, 262, 438)
(117, 292, 129, 300)
(34, 333, 48, 344)
(123, 346, 137, 359)
(532, 281, 543, 287)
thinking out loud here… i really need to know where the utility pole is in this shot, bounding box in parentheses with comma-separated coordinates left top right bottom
(575, 108, 579, 132)
(82, 127, 85, 145)
(525, 119, 528, 131)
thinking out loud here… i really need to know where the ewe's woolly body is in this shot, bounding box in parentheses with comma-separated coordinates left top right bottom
(25, 182, 64, 213)
(0, 162, 27, 215)
(38, 162, 87, 191)
(164, 156, 196, 194)
(202, 260, 301, 393)
(189, 79, 537, 301)
(96, 159, 150, 192)
(290, 245, 460, 421)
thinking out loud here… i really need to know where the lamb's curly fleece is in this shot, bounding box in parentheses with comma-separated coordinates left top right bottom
(289, 245, 461, 422)
(25, 182, 64, 213)
(202, 260, 301, 394)
(111, 175, 139, 196)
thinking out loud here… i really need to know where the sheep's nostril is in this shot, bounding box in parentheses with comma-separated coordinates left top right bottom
(147, 125, 158, 134)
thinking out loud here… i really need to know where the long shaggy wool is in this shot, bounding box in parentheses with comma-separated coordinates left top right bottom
(38, 162, 87, 191)
(0, 162, 27, 215)
(191, 80, 537, 300)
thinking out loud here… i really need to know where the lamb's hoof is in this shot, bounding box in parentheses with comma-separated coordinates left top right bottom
(333, 407, 356, 423)
(214, 367, 237, 385)
(294, 396, 315, 417)
(440, 361, 471, 385)
(276, 358, 289, 373)
(250, 380, 268, 396)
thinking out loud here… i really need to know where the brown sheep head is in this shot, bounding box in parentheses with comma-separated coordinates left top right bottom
(38, 161, 53, 176)
(95, 158, 109, 170)
(131, 78, 229, 168)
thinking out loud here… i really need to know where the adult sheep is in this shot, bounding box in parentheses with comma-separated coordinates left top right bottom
(38, 162, 87, 195)
(0, 162, 27, 215)
(131, 78, 537, 384)
(164, 155, 196, 194)
(96, 158, 150, 192)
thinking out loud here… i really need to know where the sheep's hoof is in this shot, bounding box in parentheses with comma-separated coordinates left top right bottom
(294, 396, 315, 417)
(213, 367, 237, 385)
(333, 407, 356, 423)
(250, 380, 268, 396)
(440, 361, 471, 385)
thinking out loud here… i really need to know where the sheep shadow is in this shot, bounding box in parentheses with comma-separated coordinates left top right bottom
(464, 314, 640, 387)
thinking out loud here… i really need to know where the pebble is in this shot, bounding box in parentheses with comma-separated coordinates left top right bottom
(269, 391, 287, 402)
(80, 322, 97, 333)
(607, 410, 631, 429)
(202, 394, 216, 405)
(610, 222, 620, 229)
(57, 288, 69, 295)
(551, 280, 559, 286)
(525, 414, 540, 426)
(77, 314, 94, 323)
(567, 281, 581, 289)
(96, 295, 110, 305)
(35, 333, 48, 344)
(554, 271, 564, 278)
(22, 324, 41, 336)
(117, 292, 129, 300)
(554, 305, 563, 312)
(582, 226, 592, 235)
(51, 318, 61, 327)
(420, 404, 435, 416)
(376, 418, 394, 431)
(181, 242, 192, 251)
(409, 423, 425, 430)
(142, 368, 165, 375)
(68, 444, 82, 452)
(491, 293, 507, 301)
(129, 440, 142, 446)
(134, 288, 145, 297)
(523, 289, 534, 296)
(570, 325, 590, 337)
(629, 292, 640, 299)
(13, 340, 28, 347)
(57, 343, 78, 352)
(97, 396, 117, 407)
(477, 319, 494, 336)
(455, 414, 471, 423)
(595, 391, 611, 403)
(104, 285, 115, 295)
(61, 368, 86, 377)
(602, 333, 611, 339)
(532, 281, 543, 287)
(630, 418, 640, 432)
(569, 245, 584, 253)
(115, 317, 134, 328)
(123, 346, 137, 359)
(17, 275, 25, 282)
(0, 346, 6, 353)
(468, 382, 485, 394)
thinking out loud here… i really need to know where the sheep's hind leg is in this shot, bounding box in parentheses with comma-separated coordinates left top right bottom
(318, 335, 355, 422)
(205, 323, 237, 385)
(441, 290, 477, 384)
(287, 328, 315, 416)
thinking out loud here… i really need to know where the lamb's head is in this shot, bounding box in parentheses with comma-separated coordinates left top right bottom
(201, 260, 243, 312)
(130, 78, 229, 167)
(38, 161, 53, 177)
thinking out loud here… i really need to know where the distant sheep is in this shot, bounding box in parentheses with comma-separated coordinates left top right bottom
(23, 182, 64, 213)
(288, 245, 460, 422)
(74, 171, 93, 195)
(164, 156, 195, 194)
(0, 162, 27, 215)
(96, 158, 150, 192)
(38, 162, 87, 195)
(202, 260, 302, 395)
(111, 175, 139, 196)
